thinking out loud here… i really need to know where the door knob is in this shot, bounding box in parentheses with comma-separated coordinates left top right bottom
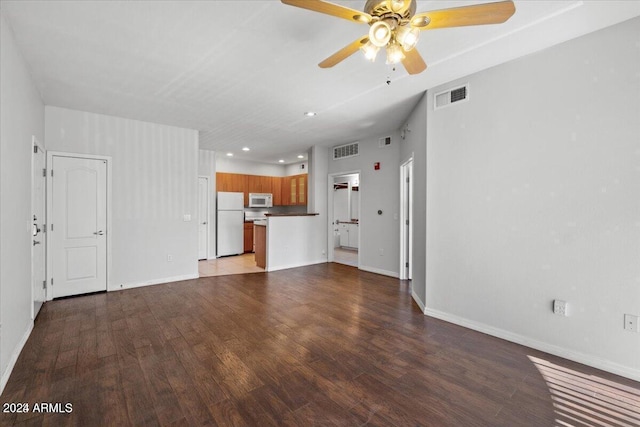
(33, 240, 41, 246)
(202, 222, 207, 225)
(93, 230, 104, 236)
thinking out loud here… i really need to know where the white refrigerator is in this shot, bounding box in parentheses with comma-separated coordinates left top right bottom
(217, 192, 244, 257)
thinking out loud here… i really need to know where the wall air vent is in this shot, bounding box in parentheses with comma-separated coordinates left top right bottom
(434, 83, 469, 110)
(333, 142, 359, 160)
(379, 136, 392, 148)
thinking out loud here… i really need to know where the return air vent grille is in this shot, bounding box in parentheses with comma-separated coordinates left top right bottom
(333, 142, 359, 160)
(434, 83, 469, 110)
(379, 136, 392, 148)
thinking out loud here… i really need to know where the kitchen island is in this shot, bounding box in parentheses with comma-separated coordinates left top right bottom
(254, 213, 325, 271)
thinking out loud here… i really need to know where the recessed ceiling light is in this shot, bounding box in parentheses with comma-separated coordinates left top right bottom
(278, 159, 285, 163)
(242, 147, 250, 152)
(297, 155, 304, 159)
(304, 111, 316, 117)
(226, 152, 233, 157)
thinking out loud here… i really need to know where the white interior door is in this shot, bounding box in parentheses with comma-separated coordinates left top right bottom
(32, 139, 46, 317)
(198, 176, 209, 260)
(51, 155, 107, 298)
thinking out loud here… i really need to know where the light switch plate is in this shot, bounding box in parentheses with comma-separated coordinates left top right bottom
(624, 314, 639, 332)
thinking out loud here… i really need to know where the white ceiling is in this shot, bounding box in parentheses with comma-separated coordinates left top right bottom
(2, 1, 639, 164)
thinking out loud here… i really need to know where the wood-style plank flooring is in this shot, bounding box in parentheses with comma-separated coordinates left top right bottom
(1, 263, 638, 426)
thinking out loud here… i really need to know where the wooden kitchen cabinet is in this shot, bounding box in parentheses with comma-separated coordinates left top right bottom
(271, 176, 282, 206)
(281, 176, 292, 205)
(296, 174, 306, 205)
(254, 224, 266, 268)
(216, 173, 247, 195)
(247, 175, 272, 195)
(243, 222, 254, 253)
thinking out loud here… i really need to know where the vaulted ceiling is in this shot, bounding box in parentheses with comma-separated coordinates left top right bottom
(2, 1, 639, 163)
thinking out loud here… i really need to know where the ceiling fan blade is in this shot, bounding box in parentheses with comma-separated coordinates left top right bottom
(319, 36, 369, 68)
(402, 48, 427, 75)
(281, 0, 372, 24)
(411, 0, 515, 30)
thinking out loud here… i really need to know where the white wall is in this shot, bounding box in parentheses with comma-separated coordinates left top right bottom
(0, 12, 44, 392)
(285, 161, 308, 176)
(425, 17, 640, 380)
(45, 106, 199, 289)
(328, 133, 401, 277)
(216, 157, 285, 176)
(266, 216, 326, 271)
(198, 149, 216, 259)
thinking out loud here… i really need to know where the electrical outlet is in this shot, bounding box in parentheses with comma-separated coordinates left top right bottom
(167, 254, 173, 262)
(553, 300, 568, 316)
(624, 314, 639, 332)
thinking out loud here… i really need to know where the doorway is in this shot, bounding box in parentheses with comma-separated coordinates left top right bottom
(47, 153, 110, 298)
(31, 137, 46, 318)
(198, 176, 210, 260)
(400, 157, 413, 280)
(328, 172, 360, 268)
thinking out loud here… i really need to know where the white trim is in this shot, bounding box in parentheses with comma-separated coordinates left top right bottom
(0, 321, 33, 395)
(359, 265, 399, 278)
(399, 156, 413, 281)
(46, 151, 113, 301)
(327, 170, 361, 267)
(113, 274, 199, 291)
(411, 289, 426, 312)
(31, 136, 46, 320)
(198, 175, 211, 260)
(424, 307, 640, 382)
(266, 259, 326, 273)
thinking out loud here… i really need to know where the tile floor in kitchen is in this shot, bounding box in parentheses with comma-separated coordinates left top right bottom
(198, 253, 264, 277)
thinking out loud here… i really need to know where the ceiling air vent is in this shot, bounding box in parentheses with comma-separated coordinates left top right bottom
(434, 83, 469, 110)
(379, 136, 392, 148)
(333, 142, 359, 160)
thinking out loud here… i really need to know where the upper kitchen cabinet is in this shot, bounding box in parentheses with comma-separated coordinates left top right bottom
(248, 175, 272, 195)
(283, 174, 307, 206)
(271, 176, 282, 206)
(217, 173, 247, 194)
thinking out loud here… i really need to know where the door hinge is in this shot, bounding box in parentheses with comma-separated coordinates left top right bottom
(42, 280, 46, 289)
(406, 220, 409, 225)
(42, 168, 46, 177)
(51, 278, 54, 286)
(406, 262, 409, 268)
(51, 169, 54, 177)
(51, 224, 54, 231)
(43, 224, 47, 233)
(34, 146, 38, 154)
(406, 177, 410, 183)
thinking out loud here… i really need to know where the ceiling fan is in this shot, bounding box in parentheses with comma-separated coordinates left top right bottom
(281, 0, 516, 75)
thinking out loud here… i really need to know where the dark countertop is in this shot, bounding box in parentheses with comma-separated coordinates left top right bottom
(337, 220, 359, 224)
(264, 213, 319, 217)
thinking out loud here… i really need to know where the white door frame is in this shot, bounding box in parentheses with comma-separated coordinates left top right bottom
(327, 170, 361, 266)
(198, 175, 211, 260)
(46, 151, 112, 299)
(400, 156, 414, 281)
(31, 136, 46, 319)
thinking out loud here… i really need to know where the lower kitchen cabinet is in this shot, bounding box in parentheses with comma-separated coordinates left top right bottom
(339, 223, 359, 249)
(243, 222, 253, 253)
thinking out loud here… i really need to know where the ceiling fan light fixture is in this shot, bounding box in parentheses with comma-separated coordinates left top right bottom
(369, 21, 392, 47)
(360, 41, 380, 62)
(397, 25, 420, 51)
(388, 0, 406, 13)
(385, 42, 405, 64)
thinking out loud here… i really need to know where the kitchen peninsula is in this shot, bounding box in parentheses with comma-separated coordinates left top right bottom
(254, 213, 325, 272)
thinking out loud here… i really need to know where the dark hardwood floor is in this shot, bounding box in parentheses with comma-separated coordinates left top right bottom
(1, 263, 638, 426)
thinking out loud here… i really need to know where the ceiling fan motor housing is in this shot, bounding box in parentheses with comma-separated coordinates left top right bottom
(364, 0, 416, 22)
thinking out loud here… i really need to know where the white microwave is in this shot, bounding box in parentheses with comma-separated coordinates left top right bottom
(249, 193, 273, 208)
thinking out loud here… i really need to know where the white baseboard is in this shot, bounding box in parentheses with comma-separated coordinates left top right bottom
(267, 259, 327, 272)
(359, 265, 399, 278)
(411, 289, 426, 312)
(1, 321, 34, 395)
(424, 307, 640, 382)
(112, 274, 199, 291)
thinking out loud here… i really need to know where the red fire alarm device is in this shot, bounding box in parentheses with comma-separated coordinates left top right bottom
(374, 162, 380, 170)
